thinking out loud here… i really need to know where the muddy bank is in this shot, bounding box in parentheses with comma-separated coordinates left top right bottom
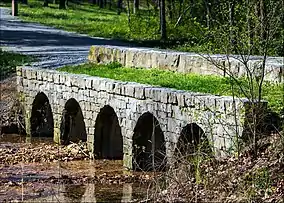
(0, 76, 24, 135)
(0, 135, 90, 165)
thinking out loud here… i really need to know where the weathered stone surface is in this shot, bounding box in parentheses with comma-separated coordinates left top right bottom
(88, 45, 283, 83)
(18, 67, 268, 170)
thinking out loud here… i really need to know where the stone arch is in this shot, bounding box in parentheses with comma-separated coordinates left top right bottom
(132, 112, 167, 171)
(30, 92, 54, 137)
(60, 98, 87, 145)
(94, 105, 123, 160)
(175, 123, 212, 157)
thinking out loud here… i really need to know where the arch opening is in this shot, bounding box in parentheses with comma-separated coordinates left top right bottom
(132, 112, 166, 171)
(94, 105, 123, 160)
(60, 98, 87, 145)
(175, 123, 212, 158)
(30, 92, 54, 138)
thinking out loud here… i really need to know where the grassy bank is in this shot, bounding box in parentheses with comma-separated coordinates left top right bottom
(0, 49, 33, 80)
(11, 1, 148, 44)
(2, 0, 195, 49)
(59, 63, 283, 113)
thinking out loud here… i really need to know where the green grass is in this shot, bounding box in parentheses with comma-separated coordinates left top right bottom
(0, 48, 34, 80)
(59, 62, 283, 113)
(6, 0, 204, 49)
(16, 1, 146, 41)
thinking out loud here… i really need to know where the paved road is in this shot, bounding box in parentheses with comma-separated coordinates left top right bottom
(0, 7, 132, 69)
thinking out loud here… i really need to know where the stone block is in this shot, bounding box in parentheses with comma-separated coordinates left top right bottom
(168, 91, 178, 104)
(65, 75, 71, 87)
(53, 73, 60, 84)
(167, 118, 179, 133)
(85, 78, 92, 89)
(47, 72, 53, 82)
(151, 88, 162, 102)
(26, 69, 32, 79)
(72, 86, 79, 93)
(134, 86, 145, 99)
(124, 84, 135, 97)
(113, 83, 122, 95)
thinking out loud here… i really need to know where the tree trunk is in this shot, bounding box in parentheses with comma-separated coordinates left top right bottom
(59, 0, 67, 9)
(43, 0, 49, 7)
(167, 0, 173, 20)
(117, 0, 123, 14)
(229, 0, 235, 51)
(259, 0, 266, 41)
(99, 0, 104, 8)
(12, 0, 18, 16)
(189, 0, 194, 18)
(109, 0, 112, 9)
(205, 0, 210, 28)
(160, 0, 167, 40)
(254, 0, 260, 45)
(134, 0, 139, 14)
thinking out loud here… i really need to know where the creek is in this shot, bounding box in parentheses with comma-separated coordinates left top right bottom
(0, 134, 152, 202)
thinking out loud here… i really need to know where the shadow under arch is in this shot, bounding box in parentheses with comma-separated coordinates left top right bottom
(60, 98, 87, 145)
(30, 92, 54, 137)
(175, 123, 212, 158)
(94, 105, 123, 160)
(132, 112, 167, 171)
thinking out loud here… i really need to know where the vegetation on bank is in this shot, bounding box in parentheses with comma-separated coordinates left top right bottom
(153, 132, 284, 202)
(0, 48, 33, 80)
(2, 0, 283, 56)
(59, 62, 283, 113)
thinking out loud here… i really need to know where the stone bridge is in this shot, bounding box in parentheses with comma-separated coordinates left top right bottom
(17, 66, 266, 171)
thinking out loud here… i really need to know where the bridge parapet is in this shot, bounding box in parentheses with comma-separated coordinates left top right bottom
(17, 66, 267, 170)
(88, 45, 284, 83)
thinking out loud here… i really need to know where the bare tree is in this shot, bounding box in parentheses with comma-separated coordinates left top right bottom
(203, 0, 283, 158)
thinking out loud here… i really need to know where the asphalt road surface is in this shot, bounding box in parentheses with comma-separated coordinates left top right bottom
(0, 7, 132, 69)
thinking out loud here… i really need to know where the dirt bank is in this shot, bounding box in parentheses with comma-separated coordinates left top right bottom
(0, 76, 24, 135)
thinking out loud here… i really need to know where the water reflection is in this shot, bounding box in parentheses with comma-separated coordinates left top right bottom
(0, 134, 149, 202)
(30, 183, 147, 202)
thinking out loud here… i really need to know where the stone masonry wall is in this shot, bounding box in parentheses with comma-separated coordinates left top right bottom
(17, 66, 266, 169)
(88, 45, 284, 83)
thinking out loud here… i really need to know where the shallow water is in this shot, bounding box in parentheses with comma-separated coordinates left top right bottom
(28, 182, 148, 202)
(0, 134, 151, 202)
